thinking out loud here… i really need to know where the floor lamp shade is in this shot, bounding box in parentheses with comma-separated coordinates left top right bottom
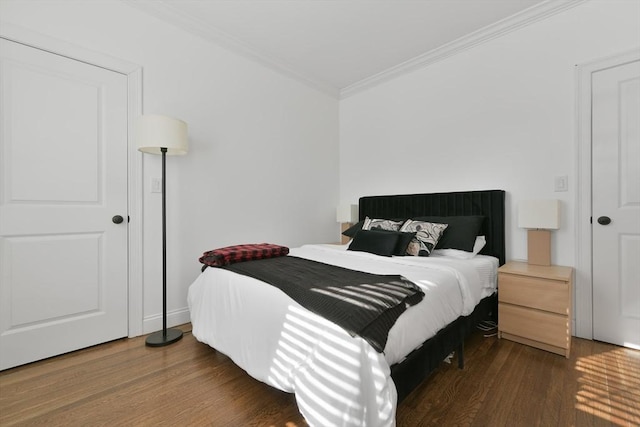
(135, 114, 188, 155)
(135, 114, 188, 347)
(518, 199, 560, 266)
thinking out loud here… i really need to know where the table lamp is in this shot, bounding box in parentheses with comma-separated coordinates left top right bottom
(518, 199, 560, 266)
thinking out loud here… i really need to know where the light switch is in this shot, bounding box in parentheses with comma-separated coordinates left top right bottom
(151, 178, 162, 193)
(554, 175, 568, 192)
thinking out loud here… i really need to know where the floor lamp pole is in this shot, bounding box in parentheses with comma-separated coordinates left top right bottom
(146, 147, 183, 347)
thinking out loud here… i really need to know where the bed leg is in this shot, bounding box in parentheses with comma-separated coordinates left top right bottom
(457, 342, 464, 369)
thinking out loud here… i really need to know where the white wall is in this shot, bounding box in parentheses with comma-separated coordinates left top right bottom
(339, 0, 640, 269)
(0, 0, 339, 333)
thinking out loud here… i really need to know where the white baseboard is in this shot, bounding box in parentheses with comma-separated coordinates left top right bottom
(142, 307, 191, 335)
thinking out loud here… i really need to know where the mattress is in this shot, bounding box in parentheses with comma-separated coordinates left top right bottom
(188, 244, 498, 426)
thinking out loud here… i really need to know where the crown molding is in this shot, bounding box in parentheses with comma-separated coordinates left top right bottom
(123, 0, 586, 101)
(122, 0, 340, 99)
(340, 0, 587, 99)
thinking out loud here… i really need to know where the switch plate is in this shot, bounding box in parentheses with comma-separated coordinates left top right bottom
(554, 175, 568, 192)
(151, 178, 162, 193)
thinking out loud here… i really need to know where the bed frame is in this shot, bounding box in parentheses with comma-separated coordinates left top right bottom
(358, 189, 506, 402)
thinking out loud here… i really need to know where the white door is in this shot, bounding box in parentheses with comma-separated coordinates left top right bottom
(592, 59, 640, 349)
(0, 39, 129, 370)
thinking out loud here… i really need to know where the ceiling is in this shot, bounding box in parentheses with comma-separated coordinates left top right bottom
(127, 0, 583, 97)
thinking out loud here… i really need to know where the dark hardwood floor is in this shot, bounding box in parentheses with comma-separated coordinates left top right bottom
(1, 324, 638, 426)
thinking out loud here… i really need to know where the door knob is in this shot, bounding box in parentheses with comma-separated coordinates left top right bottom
(112, 215, 124, 224)
(597, 216, 611, 225)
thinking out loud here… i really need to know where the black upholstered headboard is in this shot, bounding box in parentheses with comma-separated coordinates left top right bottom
(358, 190, 506, 265)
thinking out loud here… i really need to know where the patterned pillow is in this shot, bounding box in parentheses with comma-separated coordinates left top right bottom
(400, 220, 448, 256)
(362, 217, 404, 232)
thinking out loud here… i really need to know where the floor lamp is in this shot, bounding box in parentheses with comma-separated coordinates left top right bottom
(135, 114, 188, 347)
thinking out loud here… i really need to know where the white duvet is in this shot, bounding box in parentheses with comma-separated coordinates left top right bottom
(188, 244, 498, 427)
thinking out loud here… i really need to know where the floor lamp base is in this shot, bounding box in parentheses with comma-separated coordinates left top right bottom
(145, 328, 183, 347)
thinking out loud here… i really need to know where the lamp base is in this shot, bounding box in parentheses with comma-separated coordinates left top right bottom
(145, 328, 183, 347)
(527, 229, 551, 266)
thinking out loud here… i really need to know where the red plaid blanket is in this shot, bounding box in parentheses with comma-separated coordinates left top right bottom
(199, 243, 289, 269)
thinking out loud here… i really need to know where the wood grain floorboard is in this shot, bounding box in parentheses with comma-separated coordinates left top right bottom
(1, 324, 638, 426)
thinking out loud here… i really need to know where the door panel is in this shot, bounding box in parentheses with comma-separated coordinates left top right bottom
(7, 234, 102, 324)
(592, 59, 640, 349)
(0, 39, 128, 370)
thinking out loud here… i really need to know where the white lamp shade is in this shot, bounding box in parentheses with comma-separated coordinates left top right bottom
(336, 204, 358, 223)
(518, 199, 560, 229)
(135, 114, 188, 155)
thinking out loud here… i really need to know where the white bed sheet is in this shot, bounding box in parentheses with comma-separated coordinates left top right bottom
(188, 244, 498, 427)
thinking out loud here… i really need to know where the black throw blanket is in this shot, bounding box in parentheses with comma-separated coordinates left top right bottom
(222, 256, 424, 353)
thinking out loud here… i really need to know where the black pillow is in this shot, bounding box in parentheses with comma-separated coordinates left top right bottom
(368, 229, 416, 256)
(393, 231, 416, 256)
(414, 215, 485, 252)
(348, 230, 400, 257)
(348, 229, 416, 256)
(342, 220, 364, 238)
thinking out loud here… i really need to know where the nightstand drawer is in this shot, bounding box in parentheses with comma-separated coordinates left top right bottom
(499, 303, 569, 349)
(499, 273, 569, 315)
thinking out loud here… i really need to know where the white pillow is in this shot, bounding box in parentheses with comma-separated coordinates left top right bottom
(432, 235, 486, 259)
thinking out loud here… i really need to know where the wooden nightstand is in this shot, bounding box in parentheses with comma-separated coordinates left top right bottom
(497, 261, 573, 358)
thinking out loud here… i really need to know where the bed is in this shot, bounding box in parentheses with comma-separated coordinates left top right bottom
(188, 189, 505, 426)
